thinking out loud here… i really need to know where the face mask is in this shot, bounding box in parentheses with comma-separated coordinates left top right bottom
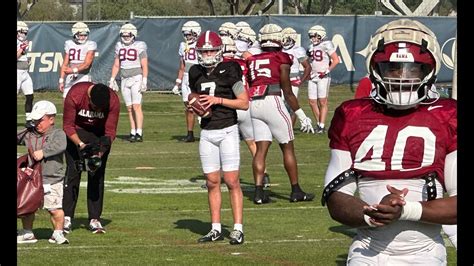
(388, 91, 418, 106)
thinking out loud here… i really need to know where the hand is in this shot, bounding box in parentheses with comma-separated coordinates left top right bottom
(59, 82, 65, 93)
(290, 77, 302, 87)
(109, 79, 119, 92)
(317, 71, 329, 79)
(33, 150, 44, 161)
(299, 117, 315, 134)
(363, 185, 408, 226)
(20, 41, 29, 52)
(140, 77, 147, 93)
(172, 85, 181, 95)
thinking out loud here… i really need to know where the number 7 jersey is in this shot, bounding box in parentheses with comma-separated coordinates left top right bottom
(328, 98, 457, 185)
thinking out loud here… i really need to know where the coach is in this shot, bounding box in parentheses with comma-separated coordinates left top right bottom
(62, 81, 120, 234)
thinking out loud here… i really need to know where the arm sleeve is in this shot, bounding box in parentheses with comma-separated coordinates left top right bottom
(324, 149, 357, 195)
(42, 130, 67, 158)
(444, 150, 457, 196)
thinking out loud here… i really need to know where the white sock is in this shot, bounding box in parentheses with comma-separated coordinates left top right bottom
(234, 223, 243, 233)
(211, 223, 221, 233)
(131, 129, 136, 135)
(136, 129, 143, 136)
(319, 123, 325, 128)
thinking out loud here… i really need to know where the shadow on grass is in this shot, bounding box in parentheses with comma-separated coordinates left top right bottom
(170, 135, 200, 142)
(173, 219, 231, 239)
(329, 224, 357, 239)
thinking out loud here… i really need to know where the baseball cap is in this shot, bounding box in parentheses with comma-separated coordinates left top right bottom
(30, 100, 57, 120)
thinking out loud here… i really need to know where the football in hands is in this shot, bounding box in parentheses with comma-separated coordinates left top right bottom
(188, 92, 212, 118)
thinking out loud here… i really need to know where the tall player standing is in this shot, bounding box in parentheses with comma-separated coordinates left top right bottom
(17, 21, 34, 124)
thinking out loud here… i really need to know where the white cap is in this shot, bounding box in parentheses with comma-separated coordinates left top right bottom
(30, 100, 57, 120)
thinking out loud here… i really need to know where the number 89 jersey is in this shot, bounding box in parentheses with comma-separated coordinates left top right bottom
(114, 41, 147, 70)
(328, 98, 457, 185)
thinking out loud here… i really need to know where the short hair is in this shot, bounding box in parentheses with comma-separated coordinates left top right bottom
(90, 83, 110, 110)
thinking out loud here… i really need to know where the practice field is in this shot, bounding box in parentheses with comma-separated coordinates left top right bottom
(17, 85, 456, 265)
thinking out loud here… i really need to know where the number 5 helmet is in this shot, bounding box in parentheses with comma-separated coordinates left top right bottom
(72, 22, 90, 44)
(196, 30, 223, 68)
(182, 21, 201, 44)
(259, 23, 283, 49)
(120, 23, 137, 45)
(308, 25, 326, 45)
(17, 21, 29, 41)
(366, 18, 442, 110)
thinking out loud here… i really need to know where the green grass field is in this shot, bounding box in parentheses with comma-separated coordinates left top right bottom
(17, 85, 456, 265)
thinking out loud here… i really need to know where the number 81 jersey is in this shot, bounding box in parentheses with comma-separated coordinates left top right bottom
(114, 41, 147, 69)
(328, 98, 457, 185)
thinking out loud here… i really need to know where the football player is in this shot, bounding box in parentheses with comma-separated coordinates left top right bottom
(172, 20, 201, 142)
(322, 19, 456, 264)
(281, 27, 311, 127)
(17, 21, 34, 124)
(218, 21, 239, 40)
(109, 23, 148, 142)
(307, 25, 340, 134)
(189, 31, 249, 245)
(246, 23, 315, 205)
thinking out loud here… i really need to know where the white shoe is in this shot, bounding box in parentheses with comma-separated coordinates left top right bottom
(63, 216, 72, 234)
(89, 219, 106, 234)
(48, 231, 69, 244)
(17, 230, 38, 244)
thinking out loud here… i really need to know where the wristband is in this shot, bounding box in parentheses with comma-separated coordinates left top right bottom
(109, 77, 115, 83)
(294, 108, 307, 120)
(73, 67, 78, 74)
(176, 78, 182, 84)
(77, 141, 84, 148)
(364, 215, 377, 227)
(59, 78, 64, 83)
(399, 201, 422, 221)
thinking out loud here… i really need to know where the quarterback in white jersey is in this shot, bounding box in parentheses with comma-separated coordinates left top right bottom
(109, 23, 148, 142)
(17, 21, 34, 122)
(59, 22, 97, 98)
(307, 25, 339, 134)
(172, 21, 201, 142)
(281, 27, 311, 126)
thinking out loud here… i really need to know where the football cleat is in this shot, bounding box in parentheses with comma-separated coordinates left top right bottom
(290, 191, 315, 202)
(129, 134, 137, 143)
(316, 126, 326, 134)
(253, 187, 270, 204)
(229, 230, 244, 245)
(198, 229, 223, 243)
(184, 134, 195, 142)
(135, 134, 143, 142)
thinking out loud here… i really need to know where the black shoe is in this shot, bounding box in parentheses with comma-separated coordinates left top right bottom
(263, 173, 270, 188)
(290, 191, 315, 202)
(198, 229, 223, 243)
(184, 134, 195, 142)
(316, 126, 326, 134)
(229, 230, 244, 245)
(253, 188, 270, 204)
(129, 134, 136, 142)
(135, 134, 143, 142)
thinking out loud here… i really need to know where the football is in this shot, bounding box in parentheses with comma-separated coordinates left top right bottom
(188, 92, 212, 118)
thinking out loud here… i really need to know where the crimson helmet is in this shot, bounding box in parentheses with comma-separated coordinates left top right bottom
(196, 31, 223, 68)
(366, 19, 441, 110)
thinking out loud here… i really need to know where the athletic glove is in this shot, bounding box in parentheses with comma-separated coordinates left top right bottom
(140, 77, 147, 93)
(109, 78, 119, 92)
(318, 69, 330, 79)
(295, 109, 315, 134)
(172, 85, 181, 95)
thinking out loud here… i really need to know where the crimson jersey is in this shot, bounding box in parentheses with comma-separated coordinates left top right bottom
(223, 57, 249, 94)
(329, 98, 457, 185)
(246, 51, 292, 87)
(63, 82, 121, 140)
(188, 61, 243, 130)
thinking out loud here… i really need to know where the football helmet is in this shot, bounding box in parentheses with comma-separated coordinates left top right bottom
(72, 22, 90, 44)
(181, 21, 201, 44)
(218, 22, 238, 39)
(308, 25, 326, 45)
(221, 36, 237, 56)
(120, 23, 137, 45)
(259, 23, 283, 48)
(236, 21, 251, 32)
(196, 30, 223, 68)
(237, 27, 256, 45)
(17, 21, 28, 41)
(366, 19, 441, 110)
(282, 27, 298, 49)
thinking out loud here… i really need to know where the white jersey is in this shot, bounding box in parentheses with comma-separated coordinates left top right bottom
(178, 41, 198, 73)
(17, 39, 28, 63)
(283, 45, 307, 76)
(114, 40, 147, 69)
(64, 39, 97, 65)
(308, 40, 336, 73)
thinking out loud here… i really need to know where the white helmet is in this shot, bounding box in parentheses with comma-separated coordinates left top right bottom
(308, 25, 326, 45)
(17, 21, 28, 41)
(259, 23, 283, 48)
(237, 27, 256, 45)
(72, 22, 90, 44)
(181, 20, 201, 44)
(282, 27, 298, 49)
(120, 23, 137, 45)
(236, 21, 251, 32)
(221, 36, 237, 56)
(366, 19, 442, 110)
(218, 22, 238, 39)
